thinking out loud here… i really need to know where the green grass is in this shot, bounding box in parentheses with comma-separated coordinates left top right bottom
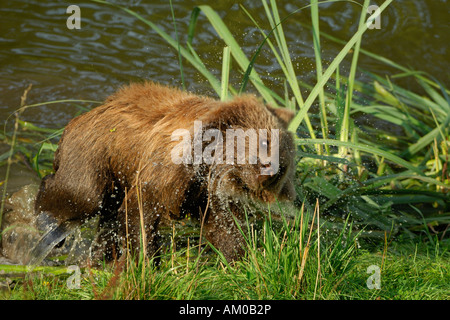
(1, 0, 449, 300)
(341, 241, 450, 300)
(2, 208, 448, 300)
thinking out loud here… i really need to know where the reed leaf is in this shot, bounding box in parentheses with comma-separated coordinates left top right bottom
(288, 0, 393, 133)
(220, 46, 231, 101)
(311, 0, 329, 151)
(338, 0, 369, 158)
(196, 5, 276, 105)
(296, 138, 423, 176)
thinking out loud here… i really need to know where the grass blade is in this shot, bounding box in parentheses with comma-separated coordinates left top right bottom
(169, 0, 185, 90)
(288, 0, 393, 133)
(197, 5, 276, 105)
(221, 46, 231, 101)
(296, 138, 424, 176)
(311, 0, 329, 147)
(338, 0, 369, 157)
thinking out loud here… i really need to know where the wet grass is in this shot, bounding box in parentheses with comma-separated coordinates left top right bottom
(2, 206, 448, 300)
(1, 0, 449, 300)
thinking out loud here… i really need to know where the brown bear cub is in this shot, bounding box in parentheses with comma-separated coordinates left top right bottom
(29, 82, 296, 266)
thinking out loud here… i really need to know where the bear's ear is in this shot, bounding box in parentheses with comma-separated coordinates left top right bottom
(203, 102, 241, 129)
(266, 104, 295, 128)
(204, 96, 256, 128)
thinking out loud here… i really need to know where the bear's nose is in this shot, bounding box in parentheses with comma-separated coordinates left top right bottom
(257, 162, 280, 187)
(260, 162, 276, 177)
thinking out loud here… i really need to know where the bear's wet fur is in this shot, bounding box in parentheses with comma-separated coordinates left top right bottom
(32, 82, 296, 265)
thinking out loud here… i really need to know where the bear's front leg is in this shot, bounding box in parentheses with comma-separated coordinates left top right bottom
(201, 198, 246, 262)
(117, 187, 162, 265)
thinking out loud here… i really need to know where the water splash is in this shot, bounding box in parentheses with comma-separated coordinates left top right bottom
(0, 184, 40, 264)
(26, 218, 79, 270)
(1, 184, 95, 267)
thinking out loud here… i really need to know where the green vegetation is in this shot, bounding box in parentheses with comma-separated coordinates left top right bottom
(1, 0, 449, 300)
(2, 207, 448, 300)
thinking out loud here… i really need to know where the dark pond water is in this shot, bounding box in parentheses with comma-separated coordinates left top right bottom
(1, 0, 449, 191)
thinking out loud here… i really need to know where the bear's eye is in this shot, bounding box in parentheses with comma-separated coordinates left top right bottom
(260, 139, 268, 149)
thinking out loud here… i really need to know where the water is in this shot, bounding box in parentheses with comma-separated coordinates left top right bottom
(26, 219, 79, 268)
(0, 184, 40, 264)
(0, 184, 101, 266)
(0, 0, 449, 191)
